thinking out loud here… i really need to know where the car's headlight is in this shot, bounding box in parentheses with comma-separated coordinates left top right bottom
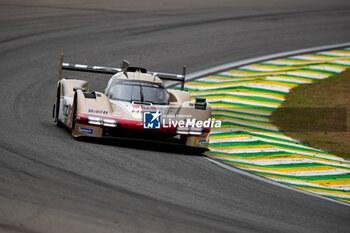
(176, 127, 190, 134)
(87, 116, 118, 127)
(176, 126, 204, 135)
(87, 116, 102, 125)
(102, 118, 118, 127)
(189, 127, 205, 135)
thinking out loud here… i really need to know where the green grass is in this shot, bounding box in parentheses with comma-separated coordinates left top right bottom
(271, 69, 350, 159)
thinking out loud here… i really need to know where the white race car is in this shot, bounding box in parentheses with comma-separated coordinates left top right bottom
(53, 54, 212, 151)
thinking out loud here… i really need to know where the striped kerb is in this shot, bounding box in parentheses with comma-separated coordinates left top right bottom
(176, 48, 350, 203)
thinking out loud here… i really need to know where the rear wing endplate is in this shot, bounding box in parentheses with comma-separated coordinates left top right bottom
(58, 53, 186, 90)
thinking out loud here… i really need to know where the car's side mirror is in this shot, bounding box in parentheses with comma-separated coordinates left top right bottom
(73, 87, 86, 92)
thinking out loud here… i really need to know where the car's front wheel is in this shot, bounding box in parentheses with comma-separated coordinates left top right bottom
(53, 84, 63, 127)
(71, 93, 78, 137)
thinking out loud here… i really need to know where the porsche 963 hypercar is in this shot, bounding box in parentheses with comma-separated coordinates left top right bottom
(52, 54, 212, 150)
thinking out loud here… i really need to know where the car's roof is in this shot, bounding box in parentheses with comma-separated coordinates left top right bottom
(111, 71, 163, 84)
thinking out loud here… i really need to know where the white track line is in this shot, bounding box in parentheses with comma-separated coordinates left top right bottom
(204, 157, 350, 207)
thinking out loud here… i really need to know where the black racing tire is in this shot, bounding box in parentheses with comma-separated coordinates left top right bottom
(71, 93, 78, 136)
(53, 84, 63, 127)
(180, 135, 188, 144)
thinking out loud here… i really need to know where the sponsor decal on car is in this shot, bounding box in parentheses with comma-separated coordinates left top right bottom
(88, 109, 108, 114)
(143, 110, 161, 129)
(112, 113, 124, 118)
(132, 104, 156, 110)
(198, 139, 208, 145)
(79, 127, 93, 134)
(141, 105, 156, 110)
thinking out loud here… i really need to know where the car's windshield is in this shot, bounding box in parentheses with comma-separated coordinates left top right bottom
(108, 79, 168, 105)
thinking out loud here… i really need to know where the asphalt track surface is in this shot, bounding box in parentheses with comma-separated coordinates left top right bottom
(0, 1, 350, 232)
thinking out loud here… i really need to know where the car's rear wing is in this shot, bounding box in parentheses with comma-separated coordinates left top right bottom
(58, 53, 186, 90)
